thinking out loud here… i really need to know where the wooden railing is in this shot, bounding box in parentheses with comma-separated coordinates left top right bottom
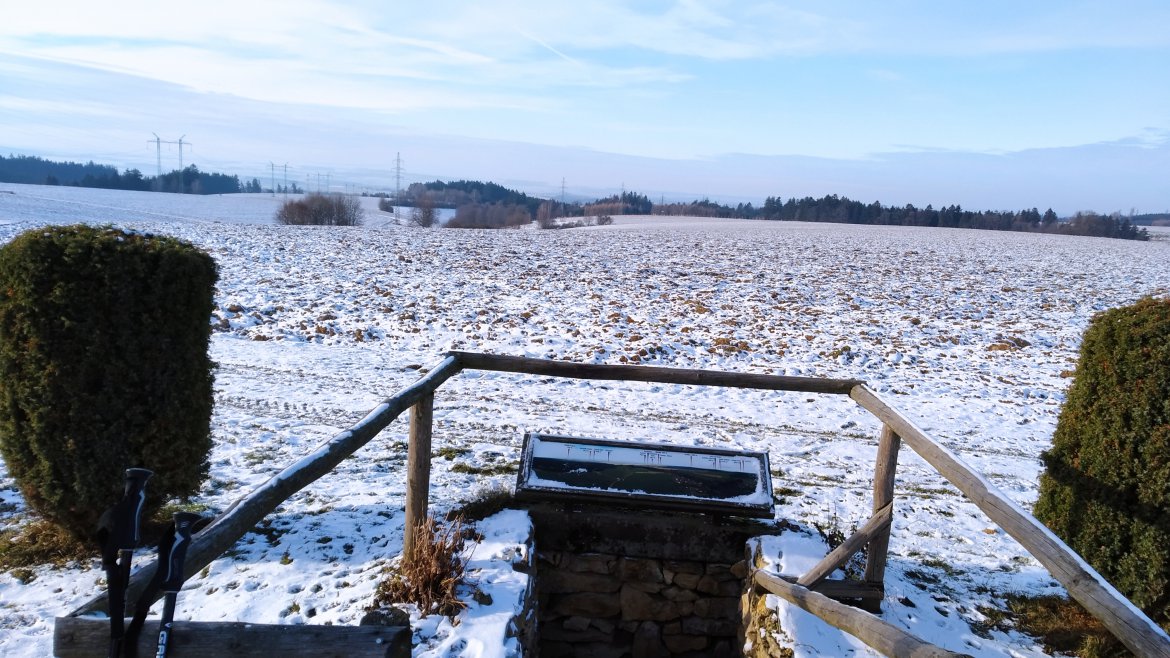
(59, 352, 1170, 658)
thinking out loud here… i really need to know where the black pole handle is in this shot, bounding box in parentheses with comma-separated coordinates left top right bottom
(104, 468, 152, 658)
(160, 512, 201, 592)
(155, 512, 204, 658)
(113, 468, 153, 550)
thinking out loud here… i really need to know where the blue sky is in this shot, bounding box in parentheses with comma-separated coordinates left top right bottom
(1, 0, 1167, 213)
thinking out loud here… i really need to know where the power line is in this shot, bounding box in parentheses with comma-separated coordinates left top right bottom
(394, 152, 403, 202)
(177, 135, 188, 171)
(147, 134, 189, 173)
(394, 152, 404, 221)
(149, 133, 162, 177)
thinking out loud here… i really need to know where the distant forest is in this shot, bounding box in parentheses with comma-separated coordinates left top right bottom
(1130, 213, 1170, 226)
(404, 180, 543, 214)
(2, 153, 1151, 240)
(404, 179, 1147, 240)
(650, 194, 1146, 241)
(752, 195, 1149, 241)
(0, 154, 268, 195)
(399, 182, 660, 228)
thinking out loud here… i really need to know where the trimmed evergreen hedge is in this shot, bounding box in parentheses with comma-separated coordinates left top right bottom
(1034, 296, 1170, 621)
(0, 225, 218, 541)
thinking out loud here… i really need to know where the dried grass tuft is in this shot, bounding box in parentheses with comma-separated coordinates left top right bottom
(370, 515, 468, 618)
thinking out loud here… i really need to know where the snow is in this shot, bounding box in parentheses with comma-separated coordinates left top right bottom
(2, 182, 1170, 656)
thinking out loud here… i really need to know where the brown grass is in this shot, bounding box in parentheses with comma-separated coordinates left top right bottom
(0, 502, 207, 576)
(0, 519, 95, 572)
(370, 515, 468, 618)
(980, 594, 1132, 657)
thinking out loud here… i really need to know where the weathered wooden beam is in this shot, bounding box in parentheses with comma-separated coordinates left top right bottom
(800, 578, 884, 602)
(865, 424, 901, 587)
(54, 617, 410, 658)
(753, 570, 972, 658)
(403, 393, 434, 560)
(761, 574, 885, 602)
(69, 356, 464, 618)
(797, 502, 892, 590)
(850, 384, 1170, 658)
(447, 351, 863, 395)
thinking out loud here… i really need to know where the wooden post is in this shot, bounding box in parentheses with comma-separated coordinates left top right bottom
(403, 393, 434, 560)
(865, 424, 900, 587)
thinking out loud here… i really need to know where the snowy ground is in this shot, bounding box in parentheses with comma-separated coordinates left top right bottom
(1, 182, 1169, 656)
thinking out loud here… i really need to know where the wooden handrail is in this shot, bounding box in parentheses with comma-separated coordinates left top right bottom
(447, 351, 863, 394)
(68, 356, 464, 617)
(850, 384, 1170, 658)
(57, 351, 1170, 658)
(754, 570, 971, 657)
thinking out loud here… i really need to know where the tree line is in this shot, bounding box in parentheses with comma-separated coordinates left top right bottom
(398, 183, 659, 229)
(1, 154, 251, 195)
(753, 194, 1147, 240)
(659, 193, 1147, 241)
(397, 179, 1148, 240)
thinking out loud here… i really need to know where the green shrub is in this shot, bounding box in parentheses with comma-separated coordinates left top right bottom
(1034, 295, 1170, 622)
(0, 225, 218, 541)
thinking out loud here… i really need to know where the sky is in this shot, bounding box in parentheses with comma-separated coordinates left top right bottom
(1, 0, 1168, 213)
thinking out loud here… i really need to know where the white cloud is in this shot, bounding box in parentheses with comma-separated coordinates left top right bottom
(7, 0, 1166, 121)
(2, 0, 709, 113)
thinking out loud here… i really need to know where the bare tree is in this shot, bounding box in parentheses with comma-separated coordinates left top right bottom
(409, 193, 438, 228)
(536, 200, 557, 229)
(276, 193, 364, 226)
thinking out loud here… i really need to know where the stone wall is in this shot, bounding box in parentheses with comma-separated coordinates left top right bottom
(525, 504, 780, 658)
(739, 540, 793, 658)
(538, 550, 747, 657)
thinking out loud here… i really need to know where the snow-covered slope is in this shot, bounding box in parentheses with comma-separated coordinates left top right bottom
(2, 182, 1168, 656)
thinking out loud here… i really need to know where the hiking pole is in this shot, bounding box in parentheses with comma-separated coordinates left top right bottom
(154, 512, 201, 658)
(100, 467, 153, 658)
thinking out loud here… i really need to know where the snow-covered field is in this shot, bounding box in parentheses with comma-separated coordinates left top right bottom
(1, 182, 1168, 657)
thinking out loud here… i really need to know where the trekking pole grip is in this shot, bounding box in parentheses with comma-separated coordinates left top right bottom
(161, 512, 201, 589)
(118, 468, 154, 549)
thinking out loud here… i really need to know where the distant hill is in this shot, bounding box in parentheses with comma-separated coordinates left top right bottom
(1130, 213, 1170, 226)
(405, 179, 542, 214)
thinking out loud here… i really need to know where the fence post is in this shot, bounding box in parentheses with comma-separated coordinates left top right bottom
(404, 393, 434, 560)
(865, 424, 900, 591)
